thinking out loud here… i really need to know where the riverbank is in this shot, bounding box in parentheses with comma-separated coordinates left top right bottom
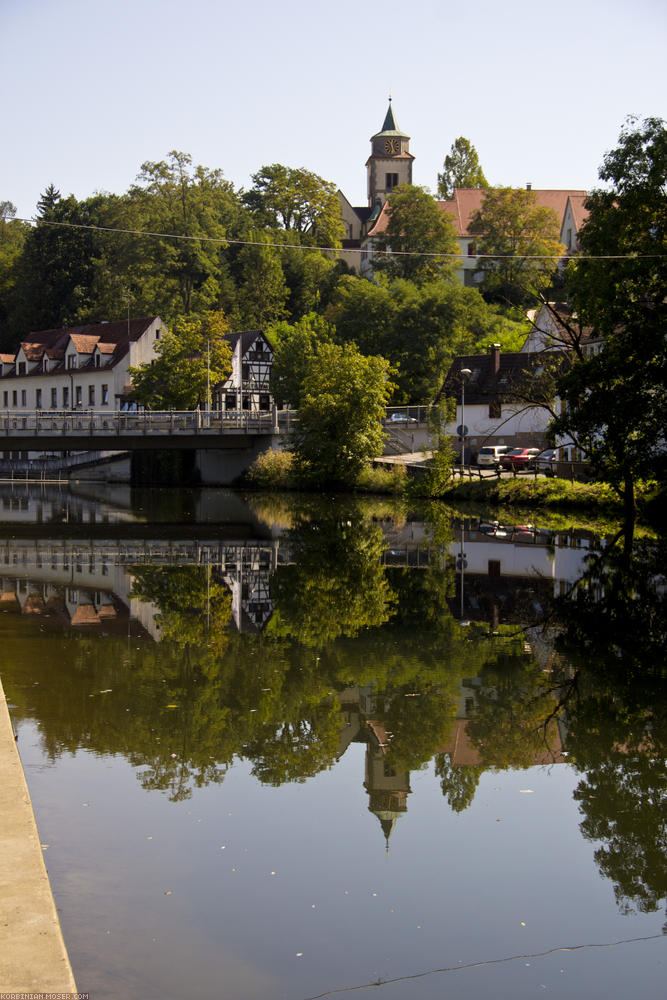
(0, 677, 78, 992)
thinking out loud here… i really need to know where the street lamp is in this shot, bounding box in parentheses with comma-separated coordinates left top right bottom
(460, 368, 472, 476)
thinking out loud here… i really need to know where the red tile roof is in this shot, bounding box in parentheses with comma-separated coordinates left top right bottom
(438, 188, 587, 237)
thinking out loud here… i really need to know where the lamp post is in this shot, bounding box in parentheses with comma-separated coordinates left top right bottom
(460, 368, 472, 476)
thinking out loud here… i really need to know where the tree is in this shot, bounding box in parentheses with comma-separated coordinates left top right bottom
(129, 151, 242, 316)
(553, 116, 667, 515)
(470, 186, 565, 305)
(128, 310, 232, 409)
(437, 137, 488, 200)
(233, 232, 289, 328)
(373, 184, 459, 283)
(291, 342, 395, 486)
(0, 202, 30, 348)
(268, 312, 334, 407)
(243, 164, 345, 247)
(8, 186, 99, 335)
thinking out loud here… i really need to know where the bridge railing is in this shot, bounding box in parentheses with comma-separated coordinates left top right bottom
(0, 408, 287, 437)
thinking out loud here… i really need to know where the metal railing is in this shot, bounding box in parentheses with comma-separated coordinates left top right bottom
(0, 408, 288, 438)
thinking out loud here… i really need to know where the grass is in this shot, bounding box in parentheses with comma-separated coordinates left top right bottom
(243, 447, 643, 515)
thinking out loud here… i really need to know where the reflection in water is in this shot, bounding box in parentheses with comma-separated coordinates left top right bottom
(1, 483, 665, 931)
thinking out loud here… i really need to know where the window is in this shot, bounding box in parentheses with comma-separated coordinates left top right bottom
(488, 560, 501, 577)
(101, 384, 109, 405)
(67, 355, 77, 369)
(88, 385, 95, 406)
(63, 386, 69, 408)
(467, 242, 476, 257)
(95, 354, 101, 367)
(3, 391, 7, 407)
(75, 386, 82, 408)
(12, 390, 17, 406)
(489, 400, 501, 418)
(386, 172, 399, 190)
(18, 361, 26, 375)
(225, 394, 237, 410)
(242, 363, 249, 381)
(51, 388, 57, 408)
(35, 388, 42, 409)
(259, 394, 270, 411)
(21, 390, 27, 407)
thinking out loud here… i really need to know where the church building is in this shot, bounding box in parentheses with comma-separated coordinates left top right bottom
(338, 102, 588, 284)
(337, 99, 413, 276)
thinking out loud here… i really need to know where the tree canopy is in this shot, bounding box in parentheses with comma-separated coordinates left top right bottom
(291, 341, 395, 485)
(437, 137, 488, 199)
(372, 184, 459, 283)
(128, 310, 232, 410)
(553, 116, 667, 514)
(243, 163, 345, 248)
(470, 186, 565, 305)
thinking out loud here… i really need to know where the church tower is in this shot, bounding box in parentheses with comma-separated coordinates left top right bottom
(366, 99, 414, 207)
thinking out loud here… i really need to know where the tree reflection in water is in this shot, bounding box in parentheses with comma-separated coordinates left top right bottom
(2, 503, 665, 923)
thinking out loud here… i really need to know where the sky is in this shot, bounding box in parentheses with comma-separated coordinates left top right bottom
(1, 0, 665, 221)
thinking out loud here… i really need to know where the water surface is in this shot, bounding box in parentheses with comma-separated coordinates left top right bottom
(1, 483, 665, 999)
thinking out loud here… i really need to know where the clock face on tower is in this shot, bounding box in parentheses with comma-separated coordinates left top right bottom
(384, 138, 400, 155)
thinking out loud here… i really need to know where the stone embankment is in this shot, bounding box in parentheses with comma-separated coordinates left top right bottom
(0, 678, 78, 991)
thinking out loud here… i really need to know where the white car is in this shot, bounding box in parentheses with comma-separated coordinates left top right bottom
(477, 445, 508, 467)
(387, 412, 417, 423)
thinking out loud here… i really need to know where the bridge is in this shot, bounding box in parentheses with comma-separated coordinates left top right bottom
(0, 408, 295, 452)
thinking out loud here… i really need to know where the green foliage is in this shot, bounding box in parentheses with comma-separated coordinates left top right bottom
(435, 475, 628, 509)
(245, 448, 296, 488)
(292, 342, 395, 486)
(267, 515, 396, 647)
(330, 276, 527, 403)
(243, 163, 345, 247)
(268, 312, 334, 407)
(373, 184, 459, 283)
(470, 186, 566, 305)
(128, 310, 232, 409)
(554, 116, 667, 511)
(437, 136, 489, 199)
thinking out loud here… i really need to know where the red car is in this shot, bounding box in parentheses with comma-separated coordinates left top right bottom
(499, 447, 540, 471)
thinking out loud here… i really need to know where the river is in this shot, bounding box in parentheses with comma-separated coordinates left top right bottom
(0, 482, 665, 999)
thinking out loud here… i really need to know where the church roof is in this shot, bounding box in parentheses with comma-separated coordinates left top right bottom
(439, 188, 587, 237)
(372, 101, 409, 140)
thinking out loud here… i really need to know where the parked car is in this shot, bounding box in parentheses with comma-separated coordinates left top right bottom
(499, 447, 540, 471)
(533, 448, 558, 475)
(477, 445, 508, 467)
(387, 412, 417, 423)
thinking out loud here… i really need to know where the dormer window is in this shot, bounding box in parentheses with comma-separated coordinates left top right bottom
(17, 362, 26, 375)
(95, 355, 101, 367)
(68, 355, 78, 370)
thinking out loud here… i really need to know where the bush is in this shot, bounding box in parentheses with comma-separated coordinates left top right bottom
(355, 463, 407, 494)
(245, 448, 295, 489)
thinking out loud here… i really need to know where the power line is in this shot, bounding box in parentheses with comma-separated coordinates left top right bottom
(14, 217, 664, 262)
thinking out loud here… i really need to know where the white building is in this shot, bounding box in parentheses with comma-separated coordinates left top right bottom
(0, 316, 164, 416)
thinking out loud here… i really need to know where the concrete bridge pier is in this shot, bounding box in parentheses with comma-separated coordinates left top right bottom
(195, 434, 283, 485)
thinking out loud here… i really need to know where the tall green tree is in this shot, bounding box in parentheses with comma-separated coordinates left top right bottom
(470, 186, 565, 305)
(268, 312, 334, 407)
(128, 310, 232, 409)
(291, 341, 395, 485)
(437, 137, 488, 199)
(553, 116, 667, 515)
(243, 164, 345, 247)
(129, 151, 243, 316)
(373, 184, 459, 283)
(8, 185, 99, 336)
(0, 202, 30, 348)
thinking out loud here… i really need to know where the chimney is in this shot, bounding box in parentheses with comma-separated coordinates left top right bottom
(491, 343, 501, 375)
(526, 182, 532, 191)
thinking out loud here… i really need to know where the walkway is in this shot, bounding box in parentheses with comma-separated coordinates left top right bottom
(0, 678, 78, 991)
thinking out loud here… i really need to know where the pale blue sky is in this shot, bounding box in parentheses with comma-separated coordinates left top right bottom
(2, 0, 665, 220)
